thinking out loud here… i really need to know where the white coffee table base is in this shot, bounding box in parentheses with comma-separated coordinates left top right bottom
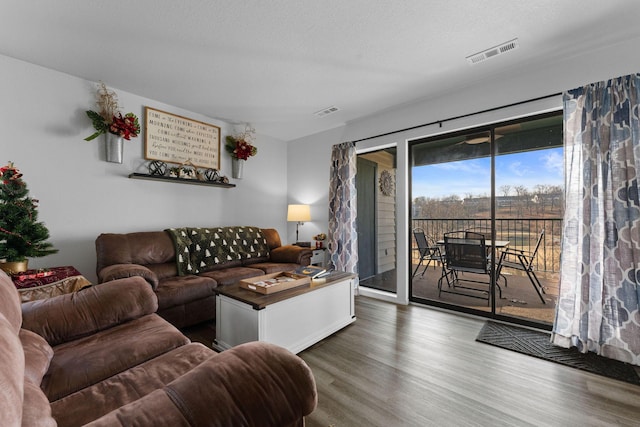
(214, 275, 356, 354)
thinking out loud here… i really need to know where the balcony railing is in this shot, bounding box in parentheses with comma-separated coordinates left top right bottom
(411, 218, 563, 273)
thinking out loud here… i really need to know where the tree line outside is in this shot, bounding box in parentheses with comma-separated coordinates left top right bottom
(412, 184, 564, 219)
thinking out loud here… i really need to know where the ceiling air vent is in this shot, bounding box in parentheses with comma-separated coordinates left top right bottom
(466, 38, 519, 65)
(314, 106, 340, 118)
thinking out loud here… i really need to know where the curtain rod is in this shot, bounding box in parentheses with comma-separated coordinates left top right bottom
(352, 92, 563, 144)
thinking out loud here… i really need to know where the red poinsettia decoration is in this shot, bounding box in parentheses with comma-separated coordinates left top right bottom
(109, 113, 140, 140)
(225, 128, 258, 161)
(225, 124, 258, 161)
(227, 137, 258, 160)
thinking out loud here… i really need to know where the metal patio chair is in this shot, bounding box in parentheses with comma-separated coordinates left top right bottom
(495, 229, 547, 304)
(412, 228, 445, 278)
(441, 231, 503, 304)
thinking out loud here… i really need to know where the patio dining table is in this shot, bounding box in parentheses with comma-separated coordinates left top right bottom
(436, 239, 509, 248)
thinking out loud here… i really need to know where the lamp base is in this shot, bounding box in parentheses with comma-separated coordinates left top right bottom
(295, 241, 311, 247)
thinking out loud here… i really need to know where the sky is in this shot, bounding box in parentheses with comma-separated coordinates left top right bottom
(412, 147, 564, 200)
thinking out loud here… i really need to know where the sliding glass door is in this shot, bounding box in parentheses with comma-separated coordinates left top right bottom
(411, 129, 494, 314)
(410, 113, 563, 327)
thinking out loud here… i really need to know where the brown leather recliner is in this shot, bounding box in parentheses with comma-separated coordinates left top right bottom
(0, 269, 317, 426)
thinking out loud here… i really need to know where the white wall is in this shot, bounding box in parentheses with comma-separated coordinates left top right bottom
(0, 55, 289, 282)
(286, 126, 346, 244)
(287, 36, 640, 305)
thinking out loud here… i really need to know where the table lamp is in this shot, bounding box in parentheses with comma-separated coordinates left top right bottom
(287, 204, 311, 246)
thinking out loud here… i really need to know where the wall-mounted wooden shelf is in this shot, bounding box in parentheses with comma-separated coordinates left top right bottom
(128, 173, 236, 188)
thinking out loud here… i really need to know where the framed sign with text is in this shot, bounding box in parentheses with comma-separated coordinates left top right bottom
(144, 107, 220, 169)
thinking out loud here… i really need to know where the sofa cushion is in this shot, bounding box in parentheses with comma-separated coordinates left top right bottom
(154, 275, 216, 311)
(19, 329, 53, 386)
(0, 270, 21, 334)
(22, 382, 56, 427)
(156, 296, 215, 329)
(244, 261, 301, 275)
(0, 312, 23, 427)
(199, 266, 265, 286)
(98, 264, 159, 289)
(270, 244, 313, 264)
(22, 277, 158, 347)
(147, 262, 178, 280)
(84, 390, 191, 427)
(95, 231, 176, 274)
(42, 314, 189, 401)
(199, 259, 242, 272)
(50, 343, 214, 426)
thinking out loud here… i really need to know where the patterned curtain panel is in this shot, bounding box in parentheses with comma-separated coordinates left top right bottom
(328, 142, 359, 286)
(552, 74, 640, 366)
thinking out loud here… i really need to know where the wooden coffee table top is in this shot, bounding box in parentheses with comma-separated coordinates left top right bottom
(216, 271, 355, 310)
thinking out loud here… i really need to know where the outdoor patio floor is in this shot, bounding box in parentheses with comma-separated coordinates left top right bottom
(361, 265, 559, 325)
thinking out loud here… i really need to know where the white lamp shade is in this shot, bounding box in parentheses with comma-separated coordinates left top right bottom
(287, 204, 311, 222)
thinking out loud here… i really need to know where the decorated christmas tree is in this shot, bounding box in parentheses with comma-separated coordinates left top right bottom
(0, 162, 58, 263)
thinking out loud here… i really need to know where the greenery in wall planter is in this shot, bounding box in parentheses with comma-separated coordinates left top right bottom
(225, 124, 258, 179)
(225, 134, 258, 160)
(83, 82, 140, 141)
(225, 124, 258, 161)
(0, 162, 57, 273)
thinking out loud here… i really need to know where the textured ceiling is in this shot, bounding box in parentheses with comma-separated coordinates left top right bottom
(2, 0, 640, 141)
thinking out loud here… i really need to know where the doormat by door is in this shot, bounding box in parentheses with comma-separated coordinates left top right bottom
(476, 321, 640, 385)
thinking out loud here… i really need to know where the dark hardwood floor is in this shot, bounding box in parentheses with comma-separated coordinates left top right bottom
(184, 297, 640, 426)
(299, 297, 640, 427)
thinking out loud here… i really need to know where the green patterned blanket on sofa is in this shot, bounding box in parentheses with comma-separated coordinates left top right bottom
(165, 226, 270, 275)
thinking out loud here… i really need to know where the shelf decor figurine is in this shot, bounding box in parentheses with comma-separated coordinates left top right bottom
(225, 124, 257, 179)
(0, 162, 58, 274)
(84, 82, 140, 163)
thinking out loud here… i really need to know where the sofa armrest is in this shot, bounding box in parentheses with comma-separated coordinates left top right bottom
(98, 263, 159, 290)
(270, 245, 312, 265)
(86, 342, 317, 427)
(21, 277, 158, 346)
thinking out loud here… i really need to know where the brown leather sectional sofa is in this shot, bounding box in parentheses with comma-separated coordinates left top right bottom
(95, 226, 312, 328)
(0, 269, 317, 426)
